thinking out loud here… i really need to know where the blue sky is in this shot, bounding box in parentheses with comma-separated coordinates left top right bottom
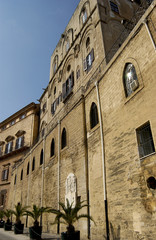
(0, 0, 80, 122)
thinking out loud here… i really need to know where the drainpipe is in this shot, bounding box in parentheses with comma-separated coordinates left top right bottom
(82, 95, 90, 239)
(144, 20, 156, 50)
(40, 136, 46, 226)
(95, 81, 109, 240)
(57, 120, 61, 234)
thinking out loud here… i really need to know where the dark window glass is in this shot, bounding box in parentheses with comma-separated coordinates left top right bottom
(110, 1, 119, 13)
(14, 174, 17, 185)
(1, 169, 9, 181)
(27, 162, 30, 175)
(40, 149, 44, 165)
(123, 63, 139, 97)
(90, 102, 99, 129)
(21, 169, 23, 181)
(32, 157, 35, 171)
(136, 122, 155, 158)
(61, 128, 67, 149)
(86, 37, 90, 48)
(51, 139, 55, 157)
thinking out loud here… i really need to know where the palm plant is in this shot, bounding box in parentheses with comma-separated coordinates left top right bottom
(12, 202, 28, 224)
(4, 209, 13, 223)
(50, 199, 94, 235)
(26, 204, 50, 227)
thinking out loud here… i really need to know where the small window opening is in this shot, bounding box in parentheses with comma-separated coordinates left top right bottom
(67, 65, 71, 72)
(61, 128, 67, 149)
(147, 176, 156, 189)
(86, 37, 90, 48)
(40, 149, 44, 165)
(90, 102, 99, 129)
(51, 138, 55, 157)
(54, 86, 56, 95)
(27, 162, 29, 175)
(32, 157, 35, 171)
(21, 169, 23, 180)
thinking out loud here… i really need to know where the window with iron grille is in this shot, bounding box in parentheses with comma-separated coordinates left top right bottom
(110, 1, 119, 14)
(1, 169, 9, 181)
(136, 122, 155, 158)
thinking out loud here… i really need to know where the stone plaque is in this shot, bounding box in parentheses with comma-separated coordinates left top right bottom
(65, 173, 77, 207)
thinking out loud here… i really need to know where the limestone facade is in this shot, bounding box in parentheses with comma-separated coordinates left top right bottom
(5, 0, 156, 240)
(0, 103, 39, 210)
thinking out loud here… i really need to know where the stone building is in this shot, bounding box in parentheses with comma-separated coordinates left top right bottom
(5, 0, 156, 239)
(0, 103, 39, 210)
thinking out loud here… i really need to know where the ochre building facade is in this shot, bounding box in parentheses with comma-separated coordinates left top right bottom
(3, 0, 156, 239)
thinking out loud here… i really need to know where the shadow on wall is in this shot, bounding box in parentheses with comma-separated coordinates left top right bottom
(110, 222, 120, 240)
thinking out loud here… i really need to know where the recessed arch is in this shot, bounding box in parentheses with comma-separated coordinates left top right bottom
(90, 102, 99, 129)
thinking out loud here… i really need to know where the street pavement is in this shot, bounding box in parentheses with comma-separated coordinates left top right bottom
(0, 227, 61, 240)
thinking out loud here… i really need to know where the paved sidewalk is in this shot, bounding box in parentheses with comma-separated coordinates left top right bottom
(0, 227, 61, 240)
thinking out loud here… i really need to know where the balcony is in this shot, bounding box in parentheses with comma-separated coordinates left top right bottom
(0, 142, 30, 160)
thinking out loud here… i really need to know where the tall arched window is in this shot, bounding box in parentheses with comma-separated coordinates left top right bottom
(123, 63, 139, 97)
(27, 162, 29, 175)
(86, 37, 90, 48)
(40, 149, 44, 165)
(82, 9, 87, 24)
(61, 128, 67, 149)
(50, 139, 55, 157)
(32, 157, 35, 171)
(90, 102, 99, 129)
(20, 169, 23, 181)
(14, 174, 17, 185)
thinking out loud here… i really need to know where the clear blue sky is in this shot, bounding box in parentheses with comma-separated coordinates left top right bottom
(0, 0, 80, 122)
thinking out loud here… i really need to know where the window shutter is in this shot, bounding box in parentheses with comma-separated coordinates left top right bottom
(83, 59, 87, 71)
(21, 135, 24, 147)
(15, 139, 18, 149)
(62, 82, 67, 100)
(5, 144, 8, 154)
(91, 48, 94, 62)
(10, 141, 13, 152)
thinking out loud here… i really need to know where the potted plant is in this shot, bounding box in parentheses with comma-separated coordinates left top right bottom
(50, 199, 94, 240)
(26, 205, 50, 240)
(12, 202, 28, 234)
(0, 210, 5, 228)
(4, 209, 13, 231)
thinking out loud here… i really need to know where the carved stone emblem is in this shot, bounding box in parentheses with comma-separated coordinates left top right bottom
(65, 173, 77, 207)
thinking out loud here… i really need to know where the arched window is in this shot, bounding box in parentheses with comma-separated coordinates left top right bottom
(123, 63, 139, 97)
(20, 169, 23, 181)
(86, 37, 90, 48)
(54, 86, 56, 96)
(27, 162, 29, 175)
(66, 41, 70, 52)
(61, 128, 67, 149)
(32, 157, 35, 171)
(50, 138, 55, 157)
(14, 174, 17, 185)
(82, 9, 87, 24)
(90, 102, 99, 129)
(40, 149, 44, 165)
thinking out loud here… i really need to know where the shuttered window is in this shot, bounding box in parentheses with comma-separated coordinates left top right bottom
(83, 49, 94, 72)
(62, 72, 74, 101)
(136, 122, 155, 158)
(15, 136, 24, 150)
(5, 141, 13, 154)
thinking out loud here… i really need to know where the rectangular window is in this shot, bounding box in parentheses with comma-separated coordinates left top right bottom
(15, 136, 24, 150)
(83, 49, 94, 72)
(136, 122, 155, 158)
(62, 71, 74, 101)
(5, 141, 13, 154)
(1, 169, 9, 181)
(110, 1, 119, 14)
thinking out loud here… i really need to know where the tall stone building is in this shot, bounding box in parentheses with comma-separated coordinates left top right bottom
(0, 103, 39, 210)
(5, 0, 156, 239)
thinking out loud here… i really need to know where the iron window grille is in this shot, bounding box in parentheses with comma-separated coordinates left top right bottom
(136, 122, 155, 158)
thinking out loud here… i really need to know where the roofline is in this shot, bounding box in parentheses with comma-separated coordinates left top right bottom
(0, 102, 40, 127)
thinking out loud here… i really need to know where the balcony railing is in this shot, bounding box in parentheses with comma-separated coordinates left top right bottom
(0, 142, 30, 159)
